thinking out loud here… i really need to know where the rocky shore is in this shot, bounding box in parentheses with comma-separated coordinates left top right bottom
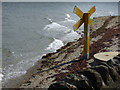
(3, 16, 120, 89)
(48, 53, 120, 90)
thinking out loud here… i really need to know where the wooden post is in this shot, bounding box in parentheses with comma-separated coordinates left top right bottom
(83, 13, 90, 60)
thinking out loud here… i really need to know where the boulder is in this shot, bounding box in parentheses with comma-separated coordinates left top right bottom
(114, 64, 120, 75)
(80, 69, 103, 90)
(91, 65, 110, 85)
(109, 66, 120, 82)
(113, 55, 120, 61)
(48, 81, 78, 90)
(94, 61, 120, 82)
(62, 74, 93, 90)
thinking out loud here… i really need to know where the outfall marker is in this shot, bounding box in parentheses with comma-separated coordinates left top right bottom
(73, 6, 96, 59)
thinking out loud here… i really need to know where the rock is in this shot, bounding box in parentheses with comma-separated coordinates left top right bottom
(107, 65, 120, 82)
(48, 81, 78, 90)
(62, 74, 93, 90)
(91, 65, 110, 85)
(108, 59, 120, 75)
(107, 58, 120, 67)
(107, 66, 119, 82)
(94, 61, 120, 82)
(114, 64, 120, 75)
(80, 69, 103, 90)
(112, 59, 120, 64)
(107, 59, 116, 66)
(113, 55, 120, 60)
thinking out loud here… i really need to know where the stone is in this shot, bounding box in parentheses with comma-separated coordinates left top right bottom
(80, 69, 103, 90)
(91, 65, 110, 85)
(48, 81, 78, 90)
(106, 66, 119, 82)
(114, 64, 120, 75)
(112, 59, 120, 64)
(113, 55, 120, 60)
(62, 74, 93, 90)
(94, 61, 120, 82)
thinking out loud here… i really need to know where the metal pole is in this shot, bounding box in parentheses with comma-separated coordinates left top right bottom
(83, 13, 90, 60)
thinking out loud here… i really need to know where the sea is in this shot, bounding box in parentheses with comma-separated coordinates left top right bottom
(1, 2, 118, 87)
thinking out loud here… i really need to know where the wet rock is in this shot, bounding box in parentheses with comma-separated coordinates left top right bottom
(80, 69, 103, 90)
(108, 65, 120, 82)
(112, 59, 120, 64)
(107, 58, 120, 66)
(108, 58, 120, 75)
(91, 65, 110, 85)
(114, 64, 120, 75)
(48, 81, 78, 90)
(94, 61, 120, 82)
(62, 74, 93, 90)
(113, 55, 120, 60)
(106, 66, 119, 82)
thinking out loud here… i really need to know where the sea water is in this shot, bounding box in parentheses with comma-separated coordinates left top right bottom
(2, 2, 118, 87)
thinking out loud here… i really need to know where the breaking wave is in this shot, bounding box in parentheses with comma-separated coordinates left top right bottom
(45, 38, 64, 52)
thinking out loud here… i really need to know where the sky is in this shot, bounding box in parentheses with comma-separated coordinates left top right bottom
(1, 0, 120, 2)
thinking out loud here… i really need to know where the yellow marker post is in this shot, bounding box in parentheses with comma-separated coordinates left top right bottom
(83, 13, 90, 59)
(73, 6, 96, 60)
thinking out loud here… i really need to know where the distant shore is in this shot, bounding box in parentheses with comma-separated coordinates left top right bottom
(3, 15, 120, 88)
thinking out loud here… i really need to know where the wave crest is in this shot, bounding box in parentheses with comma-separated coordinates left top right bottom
(45, 38, 64, 52)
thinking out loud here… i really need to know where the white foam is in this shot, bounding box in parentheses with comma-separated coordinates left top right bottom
(0, 74, 3, 88)
(3, 54, 43, 82)
(61, 30, 81, 42)
(44, 22, 61, 30)
(46, 17, 53, 23)
(64, 18, 76, 22)
(65, 14, 70, 20)
(65, 14, 76, 22)
(0, 68, 3, 84)
(66, 14, 70, 18)
(43, 22, 71, 38)
(109, 11, 114, 16)
(0, 74, 3, 81)
(4, 71, 26, 80)
(45, 38, 64, 52)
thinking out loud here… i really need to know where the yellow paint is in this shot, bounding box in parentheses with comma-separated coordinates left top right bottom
(73, 18, 83, 31)
(88, 6, 96, 16)
(83, 13, 90, 59)
(73, 6, 96, 30)
(87, 34, 90, 53)
(73, 6, 84, 18)
(89, 19, 94, 28)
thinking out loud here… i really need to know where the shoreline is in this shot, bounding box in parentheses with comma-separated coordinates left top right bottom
(2, 15, 120, 88)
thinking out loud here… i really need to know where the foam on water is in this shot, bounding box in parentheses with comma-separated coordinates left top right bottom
(44, 22, 62, 30)
(43, 15, 82, 47)
(109, 11, 114, 16)
(65, 14, 70, 20)
(0, 74, 3, 81)
(45, 38, 64, 52)
(61, 30, 82, 42)
(64, 13, 76, 22)
(3, 54, 43, 83)
(45, 17, 53, 23)
(43, 22, 72, 38)
(0, 74, 3, 88)
(0, 68, 3, 84)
